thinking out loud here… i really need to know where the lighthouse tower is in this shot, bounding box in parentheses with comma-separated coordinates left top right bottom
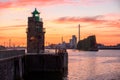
(27, 8, 45, 53)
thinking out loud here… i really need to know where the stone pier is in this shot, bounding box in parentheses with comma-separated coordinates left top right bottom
(0, 49, 68, 80)
(0, 50, 25, 80)
(23, 49, 68, 80)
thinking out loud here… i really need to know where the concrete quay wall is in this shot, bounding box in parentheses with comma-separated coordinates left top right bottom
(0, 50, 25, 80)
(0, 58, 14, 80)
(0, 50, 68, 80)
(0, 50, 25, 59)
(23, 52, 68, 79)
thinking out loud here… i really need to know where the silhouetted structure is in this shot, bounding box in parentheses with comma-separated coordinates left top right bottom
(98, 43, 120, 50)
(69, 35, 77, 49)
(27, 8, 45, 53)
(78, 24, 80, 42)
(0, 45, 6, 50)
(77, 35, 98, 51)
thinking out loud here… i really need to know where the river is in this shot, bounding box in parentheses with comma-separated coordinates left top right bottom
(27, 49, 120, 80)
(67, 49, 120, 80)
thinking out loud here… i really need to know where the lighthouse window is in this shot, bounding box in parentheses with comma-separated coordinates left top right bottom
(35, 14, 39, 17)
(30, 36, 36, 41)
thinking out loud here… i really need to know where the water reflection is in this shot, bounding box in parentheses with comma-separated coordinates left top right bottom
(68, 50, 120, 80)
(86, 57, 96, 79)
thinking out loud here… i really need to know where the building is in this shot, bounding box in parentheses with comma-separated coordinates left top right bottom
(27, 8, 45, 53)
(77, 35, 98, 51)
(69, 35, 77, 49)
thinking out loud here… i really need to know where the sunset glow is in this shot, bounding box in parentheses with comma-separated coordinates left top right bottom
(0, 0, 120, 47)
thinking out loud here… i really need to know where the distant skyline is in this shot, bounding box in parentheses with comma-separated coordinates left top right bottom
(0, 0, 120, 46)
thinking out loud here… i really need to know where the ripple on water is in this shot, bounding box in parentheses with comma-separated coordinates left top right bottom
(67, 50, 120, 80)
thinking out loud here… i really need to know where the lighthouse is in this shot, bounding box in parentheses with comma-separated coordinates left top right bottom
(27, 8, 45, 53)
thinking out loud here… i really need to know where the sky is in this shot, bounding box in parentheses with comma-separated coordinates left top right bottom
(0, 0, 120, 47)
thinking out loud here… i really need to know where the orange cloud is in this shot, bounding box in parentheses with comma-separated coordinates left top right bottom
(54, 14, 120, 28)
(0, 2, 12, 9)
(54, 16, 105, 23)
(0, 0, 64, 9)
(0, 0, 116, 9)
(0, 25, 26, 31)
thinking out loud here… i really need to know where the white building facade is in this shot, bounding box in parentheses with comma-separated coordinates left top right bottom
(69, 35, 77, 49)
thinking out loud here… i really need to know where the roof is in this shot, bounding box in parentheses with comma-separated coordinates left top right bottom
(32, 8, 40, 14)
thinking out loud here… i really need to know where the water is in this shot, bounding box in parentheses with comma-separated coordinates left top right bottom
(27, 49, 120, 80)
(68, 49, 120, 80)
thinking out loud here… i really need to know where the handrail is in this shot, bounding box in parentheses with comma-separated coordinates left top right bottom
(55, 48, 67, 54)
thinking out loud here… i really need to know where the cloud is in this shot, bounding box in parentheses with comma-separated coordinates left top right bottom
(0, 0, 64, 9)
(53, 14, 120, 28)
(17, 0, 63, 6)
(0, 0, 116, 9)
(0, 2, 12, 9)
(54, 16, 105, 23)
(0, 25, 26, 31)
